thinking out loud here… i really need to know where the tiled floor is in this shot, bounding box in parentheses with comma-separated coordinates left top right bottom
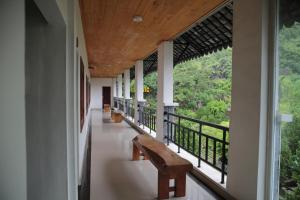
(90, 110, 220, 200)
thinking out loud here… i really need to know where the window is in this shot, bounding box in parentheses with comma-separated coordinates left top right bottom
(86, 76, 90, 114)
(80, 57, 85, 131)
(271, 1, 300, 199)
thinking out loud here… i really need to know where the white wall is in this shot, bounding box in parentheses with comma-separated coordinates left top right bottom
(25, 1, 68, 199)
(0, 1, 27, 200)
(74, 0, 91, 185)
(91, 78, 114, 109)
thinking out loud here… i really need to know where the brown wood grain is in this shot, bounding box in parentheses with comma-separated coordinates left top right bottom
(132, 134, 193, 199)
(79, 0, 226, 77)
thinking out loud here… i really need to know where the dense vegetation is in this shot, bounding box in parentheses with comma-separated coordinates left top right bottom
(130, 23, 300, 198)
(278, 23, 300, 199)
(141, 48, 232, 125)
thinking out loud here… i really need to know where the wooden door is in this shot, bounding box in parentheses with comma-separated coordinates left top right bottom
(102, 87, 111, 109)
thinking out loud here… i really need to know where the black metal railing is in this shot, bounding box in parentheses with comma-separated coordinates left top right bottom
(113, 98, 118, 109)
(164, 112, 229, 184)
(138, 105, 156, 133)
(119, 99, 124, 112)
(127, 101, 135, 119)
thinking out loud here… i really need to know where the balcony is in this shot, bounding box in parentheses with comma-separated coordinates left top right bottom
(90, 109, 221, 200)
(113, 98, 229, 187)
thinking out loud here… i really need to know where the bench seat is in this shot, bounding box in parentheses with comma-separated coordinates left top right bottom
(132, 134, 193, 199)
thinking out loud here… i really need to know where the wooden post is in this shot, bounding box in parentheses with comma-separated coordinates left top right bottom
(132, 143, 140, 160)
(158, 172, 170, 199)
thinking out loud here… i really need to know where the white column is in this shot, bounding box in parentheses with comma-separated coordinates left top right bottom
(124, 69, 130, 99)
(117, 74, 123, 98)
(134, 60, 145, 124)
(226, 0, 269, 199)
(156, 41, 177, 142)
(112, 78, 117, 97)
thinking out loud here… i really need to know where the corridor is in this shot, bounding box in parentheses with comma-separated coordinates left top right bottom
(90, 110, 220, 200)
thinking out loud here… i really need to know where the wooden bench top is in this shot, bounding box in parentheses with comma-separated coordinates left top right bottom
(133, 134, 193, 175)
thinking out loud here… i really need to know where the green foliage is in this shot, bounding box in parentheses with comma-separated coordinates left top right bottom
(134, 23, 300, 199)
(278, 23, 300, 199)
(196, 100, 228, 124)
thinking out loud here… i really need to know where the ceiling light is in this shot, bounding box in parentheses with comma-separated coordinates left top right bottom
(132, 15, 143, 23)
(88, 65, 96, 70)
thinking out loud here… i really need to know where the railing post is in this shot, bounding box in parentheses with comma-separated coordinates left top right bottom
(177, 117, 181, 153)
(137, 104, 141, 125)
(137, 101, 146, 126)
(166, 111, 170, 145)
(116, 97, 120, 110)
(163, 104, 178, 143)
(198, 123, 202, 168)
(221, 129, 226, 184)
(125, 98, 131, 116)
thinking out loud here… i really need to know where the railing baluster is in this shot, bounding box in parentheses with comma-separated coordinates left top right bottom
(138, 105, 141, 126)
(198, 122, 202, 167)
(148, 110, 151, 133)
(170, 122, 173, 142)
(182, 127, 185, 149)
(213, 139, 217, 166)
(205, 136, 208, 161)
(187, 129, 190, 152)
(192, 131, 195, 154)
(221, 129, 226, 184)
(142, 110, 145, 129)
(167, 112, 170, 145)
(178, 117, 181, 153)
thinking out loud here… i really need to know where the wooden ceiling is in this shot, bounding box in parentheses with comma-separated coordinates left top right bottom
(80, 0, 227, 77)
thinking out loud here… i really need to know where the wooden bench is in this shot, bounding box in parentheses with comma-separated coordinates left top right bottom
(111, 110, 123, 123)
(132, 134, 193, 199)
(103, 104, 110, 112)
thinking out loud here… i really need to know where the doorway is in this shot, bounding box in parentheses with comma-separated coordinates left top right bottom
(102, 87, 111, 109)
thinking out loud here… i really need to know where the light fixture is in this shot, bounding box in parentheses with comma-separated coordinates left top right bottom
(132, 15, 143, 23)
(88, 64, 96, 70)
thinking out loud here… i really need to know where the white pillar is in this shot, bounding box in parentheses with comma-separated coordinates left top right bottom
(134, 60, 145, 124)
(117, 74, 123, 98)
(156, 41, 177, 142)
(226, 0, 269, 199)
(112, 78, 117, 97)
(124, 69, 130, 99)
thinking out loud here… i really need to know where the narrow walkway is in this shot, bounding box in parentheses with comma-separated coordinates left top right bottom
(90, 110, 220, 200)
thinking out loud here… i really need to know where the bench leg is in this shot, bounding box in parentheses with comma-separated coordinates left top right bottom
(132, 143, 140, 160)
(174, 173, 186, 197)
(158, 172, 170, 200)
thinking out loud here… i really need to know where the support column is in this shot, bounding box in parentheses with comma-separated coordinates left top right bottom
(112, 78, 117, 97)
(226, 0, 269, 199)
(117, 74, 123, 98)
(112, 78, 117, 109)
(124, 69, 131, 115)
(134, 60, 146, 125)
(156, 41, 178, 142)
(117, 74, 123, 110)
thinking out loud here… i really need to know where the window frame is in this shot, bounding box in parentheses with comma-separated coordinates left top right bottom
(80, 57, 85, 131)
(265, 0, 283, 199)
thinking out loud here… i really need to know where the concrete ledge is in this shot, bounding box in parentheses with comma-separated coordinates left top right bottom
(190, 169, 236, 200)
(123, 116, 236, 200)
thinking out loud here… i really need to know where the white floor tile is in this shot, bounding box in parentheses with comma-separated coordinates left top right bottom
(90, 110, 221, 200)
